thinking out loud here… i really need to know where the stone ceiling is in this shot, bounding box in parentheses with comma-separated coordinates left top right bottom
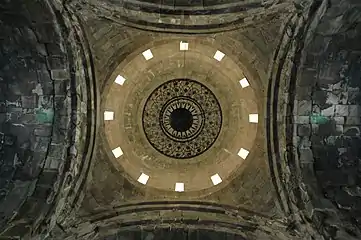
(1, 0, 361, 239)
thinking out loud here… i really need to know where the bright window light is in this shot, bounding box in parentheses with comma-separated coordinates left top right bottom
(239, 78, 250, 88)
(237, 148, 249, 159)
(214, 50, 225, 61)
(142, 49, 153, 60)
(180, 41, 189, 51)
(104, 111, 114, 121)
(175, 182, 184, 192)
(115, 75, 126, 85)
(249, 114, 259, 123)
(112, 147, 123, 158)
(211, 174, 222, 185)
(137, 173, 149, 185)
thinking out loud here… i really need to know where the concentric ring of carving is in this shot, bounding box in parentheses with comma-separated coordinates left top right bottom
(142, 79, 222, 159)
(160, 97, 205, 141)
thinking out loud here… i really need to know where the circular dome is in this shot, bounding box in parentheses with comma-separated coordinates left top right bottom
(143, 79, 222, 159)
(102, 38, 259, 193)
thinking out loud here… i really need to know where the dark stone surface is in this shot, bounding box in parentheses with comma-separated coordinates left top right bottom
(294, 0, 361, 237)
(123, 0, 240, 7)
(0, 0, 72, 237)
(103, 228, 247, 240)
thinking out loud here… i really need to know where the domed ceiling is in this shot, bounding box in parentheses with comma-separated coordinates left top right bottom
(102, 38, 259, 193)
(2, 0, 361, 239)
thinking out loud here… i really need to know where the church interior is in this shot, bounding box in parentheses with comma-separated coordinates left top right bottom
(1, 0, 361, 239)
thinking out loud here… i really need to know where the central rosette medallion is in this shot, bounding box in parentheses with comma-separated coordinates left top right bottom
(142, 79, 222, 159)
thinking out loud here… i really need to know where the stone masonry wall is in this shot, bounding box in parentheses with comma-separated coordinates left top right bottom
(73, 0, 295, 33)
(0, 0, 73, 237)
(294, 0, 361, 238)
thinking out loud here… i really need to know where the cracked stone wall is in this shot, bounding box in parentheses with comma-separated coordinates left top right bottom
(294, 0, 361, 238)
(0, 0, 75, 237)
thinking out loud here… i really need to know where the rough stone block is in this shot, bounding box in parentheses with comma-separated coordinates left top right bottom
(32, 185, 51, 199)
(299, 136, 312, 149)
(44, 157, 62, 170)
(56, 115, 70, 130)
(19, 114, 37, 124)
(21, 96, 37, 108)
(326, 91, 341, 105)
(335, 125, 343, 135)
(4, 135, 16, 146)
(0, 101, 5, 113)
(312, 104, 321, 114)
(47, 57, 67, 69)
(51, 69, 69, 80)
(34, 23, 58, 43)
(335, 105, 349, 116)
(0, 113, 6, 122)
(303, 54, 319, 68)
(37, 70, 52, 85)
(31, 136, 51, 152)
(347, 89, 360, 104)
(45, 42, 65, 55)
(36, 43, 47, 56)
(295, 116, 310, 124)
(321, 105, 335, 116)
(311, 124, 319, 134)
(54, 96, 68, 116)
(9, 81, 36, 96)
(299, 68, 317, 86)
(345, 117, 361, 125)
(39, 96, 53, 109)
(37, 170, 58, 186)
(348, 105, 361, 116)
(297, 124, 311, 136)
(34, 125, 52, 137)
(300, 161, 316, 181)
(299, 148, 313, 163)
(54, 81, 66, 96)
(334, 116, 345, 124)
(307, 35, 331, 55)
(14, 153, 44, 179)
(51, 127, 66, 144)
(298, 100, 312, 115)
(317, 15, 344, 36)
(47, 144, 66, 159)
(318, 123, 335, 136)
(296, 87, 312, 100)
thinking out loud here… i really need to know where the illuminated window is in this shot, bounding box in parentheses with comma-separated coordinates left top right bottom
(175, 182, 184, 192)
(214, 50, 225, 61)
(211, 174, 222, 185)
(112, 147, 123, 158)
(104, 111, 114, 121)
(142, 49, 153, 60)
(115, 75, 126, 85)
(249, 114, 258, 123)
(137, 173, 149, 185)
(237, 148, 249, 159)
(180, 41, 189, 51)
(239, 78, 250, 88)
